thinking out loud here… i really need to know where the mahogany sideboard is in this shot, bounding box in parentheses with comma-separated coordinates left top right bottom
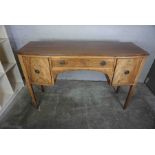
(18, 41, 149, 109)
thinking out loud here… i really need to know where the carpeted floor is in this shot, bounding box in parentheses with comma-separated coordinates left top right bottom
(0, 80, 155, 129)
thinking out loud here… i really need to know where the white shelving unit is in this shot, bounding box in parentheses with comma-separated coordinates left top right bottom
(0, 25, 24, 116)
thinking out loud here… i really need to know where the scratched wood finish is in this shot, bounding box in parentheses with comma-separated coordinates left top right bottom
(23, 56, 52, 85)
(122, 57, 147, 109)
(18, 41, 149, 57)
(52, 57, 115, 68)
(18, 55, 38, 107)
(112, 58, 142, 85)
(17, 41, 149, 109)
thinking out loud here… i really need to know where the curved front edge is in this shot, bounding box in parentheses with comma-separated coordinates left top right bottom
(51, 68, 114, 84)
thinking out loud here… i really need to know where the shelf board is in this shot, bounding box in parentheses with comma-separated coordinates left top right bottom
(0, 82, 23, 116)
(0, 72, 4, 78)
(2, 63, 16, 73)
(10, 82, 24, 92)
(0, 26, 24, 117)
(14, 82, 24, 92)
(0, 93, 13, 107)
(0, 38, 7, 44)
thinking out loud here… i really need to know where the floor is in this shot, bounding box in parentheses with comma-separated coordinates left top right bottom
(0, 80, 155, 129)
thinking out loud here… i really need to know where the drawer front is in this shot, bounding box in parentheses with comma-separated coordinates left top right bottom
(23, 57, 52, 85)
(52, 57, 115, 68)
(112, 58, 141, 85)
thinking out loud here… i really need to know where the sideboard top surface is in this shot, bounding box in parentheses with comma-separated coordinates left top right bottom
(18, 41, 149, 57)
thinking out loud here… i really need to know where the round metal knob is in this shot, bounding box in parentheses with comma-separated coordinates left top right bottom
(124, 70, 130, 75)
(100, 61, 106, 66)
(34, 69, 40, 74)
(59, 60, 66, 65)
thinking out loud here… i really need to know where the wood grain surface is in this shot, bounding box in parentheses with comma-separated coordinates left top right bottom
(51, 57, 115, 68)
(17, 41, 149, 109)
(18, 41, 149, 57)
(112, 58, 142, 85)
(23, 56, 52, 85)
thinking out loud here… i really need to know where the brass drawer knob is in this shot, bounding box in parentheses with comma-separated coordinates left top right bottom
(100, 61, 106, 66)
(124, 70, 130, 75)
(59, 60, 66, 65)
(34, 69, 40, 74)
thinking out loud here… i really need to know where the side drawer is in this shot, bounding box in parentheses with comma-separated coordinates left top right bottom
(23, 56, 52, 85)
(112, 58, 141, 85)
(52, 57, 115, 68)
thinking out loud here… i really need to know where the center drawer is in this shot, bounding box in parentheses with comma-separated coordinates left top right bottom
(51, 57, 115, 68)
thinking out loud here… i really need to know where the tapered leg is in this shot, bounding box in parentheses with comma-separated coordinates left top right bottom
(41, 85, 45, 92)
(123, 85, 135, 109)
(27, 83, 38, 108)
(115, 86, 120, 93)
(18, 55, 38, 108)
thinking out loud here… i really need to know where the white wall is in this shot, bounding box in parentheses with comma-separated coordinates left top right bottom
(6, 25, 155, 82)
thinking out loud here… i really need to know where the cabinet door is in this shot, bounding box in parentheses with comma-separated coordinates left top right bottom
(23, 57, 52, 85)
(112, 58, 141, 85)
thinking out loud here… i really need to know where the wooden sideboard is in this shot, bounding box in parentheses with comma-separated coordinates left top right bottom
(18, 41, 149, 109)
